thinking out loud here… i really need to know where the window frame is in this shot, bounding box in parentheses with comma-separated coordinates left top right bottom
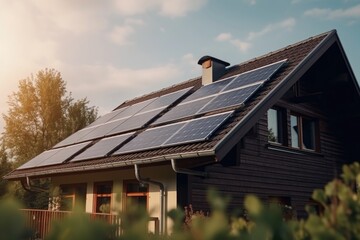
(93, 181, 113, 214)
(290, 112, 320, 152)
(59, 183, 87, 211)
(123, 180, 149, 211)
(267, 107, 287, 146)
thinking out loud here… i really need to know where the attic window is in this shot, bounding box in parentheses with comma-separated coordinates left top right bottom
(290, 113, 318, 151)
(267, 108, 286, 144)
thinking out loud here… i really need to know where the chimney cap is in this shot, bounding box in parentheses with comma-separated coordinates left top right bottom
(197, 55, 230, 66)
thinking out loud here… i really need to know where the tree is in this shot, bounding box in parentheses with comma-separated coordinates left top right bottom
(0, 139, 11, 198)
(2, 68, 98, 207)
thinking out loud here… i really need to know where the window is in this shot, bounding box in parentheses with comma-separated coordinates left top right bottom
(59, 184, 86, 211)
(267, 106, 319, 152)
(94, 182, 112, 213)
(267, 108, 285, 144)
(290, 114, 318, 151)
(124, 181, 148, 210)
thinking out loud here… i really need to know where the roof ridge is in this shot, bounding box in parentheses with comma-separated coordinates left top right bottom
(227, 29, 335, 71)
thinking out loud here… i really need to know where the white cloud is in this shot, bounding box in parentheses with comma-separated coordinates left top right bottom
(215, 33, 233, 42)
(215, 18, 295, 53)
(215, 33, 251, 53)
(113, 0, 207, 17)
(109, 18, 144, 46)
(304, 4, 360, 19)
(247, 18, 296, 40)
(230, 39, 252, 52)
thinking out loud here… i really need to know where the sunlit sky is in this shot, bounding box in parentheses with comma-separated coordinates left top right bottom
(1, 0, 359, 133)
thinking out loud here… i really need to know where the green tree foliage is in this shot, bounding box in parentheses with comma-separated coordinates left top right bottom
(0, 162, 359, 239)
(2, 69, 98, 208)
(2, 69, 98, 166)
(0, 139, 12, 198)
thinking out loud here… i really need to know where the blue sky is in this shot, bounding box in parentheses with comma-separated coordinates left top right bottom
(0, 0, 359, 133)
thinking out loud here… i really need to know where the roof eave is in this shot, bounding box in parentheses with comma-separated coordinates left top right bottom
(4, 149, 216, 180)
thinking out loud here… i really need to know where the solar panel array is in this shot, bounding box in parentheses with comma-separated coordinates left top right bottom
(18, 141, 91, 169)
(114, 111, 233, 155)
(19, 59, 287, 168)
(155, 59, 287, 125)
(54, 87, 192, 148)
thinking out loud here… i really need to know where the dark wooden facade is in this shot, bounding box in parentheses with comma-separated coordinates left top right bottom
(180, 41, 360, 219)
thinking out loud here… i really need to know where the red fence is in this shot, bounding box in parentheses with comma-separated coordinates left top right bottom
(20, 209, 159, 239)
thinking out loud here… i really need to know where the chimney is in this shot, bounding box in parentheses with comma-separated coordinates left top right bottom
(198, 55, 230, 85)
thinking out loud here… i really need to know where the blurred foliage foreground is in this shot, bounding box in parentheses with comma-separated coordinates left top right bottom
(1, 162, 360, 240)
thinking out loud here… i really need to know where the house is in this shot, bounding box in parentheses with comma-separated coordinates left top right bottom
(4, 29, 360, 234)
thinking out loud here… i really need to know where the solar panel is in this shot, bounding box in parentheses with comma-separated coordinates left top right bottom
(107, 108, 163, 135)
(164, 111, 233, 146)
(110, 98, 156, 121)
(86, 107, 128, 128)
(36, 142, 91, 167)
(140, 87, 193, 112)
(71, 133, 134, 162)
(223, 59, 287, 91)
(199, 83, 262, 114)
(53, 127, 96, 148)
(183, 77, 234, 103)
(113, 122, 186, 155)
(77, 118, 128, 142)
(18, 142, 91, 169)
(154, 96, 215, 124)
(18, 149, 59, 169)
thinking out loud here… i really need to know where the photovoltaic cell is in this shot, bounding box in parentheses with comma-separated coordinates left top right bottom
(36, 142, 91, 167)
(110, 98, 155, 121)
(154, 96, 215, 124)
(107, 108, 163, 135)
(223, 59, 287, 91)
(183, 77, 234, 103)
(86, 107, 128, 128)
(114, 122, 186, 155)
(53, 127, 96, 148)
(198, 84, 262, 114)
(139, 87, 193, 112)
(18, 149, 59, 169)
(71, 133, 134, 162)
(18, 142, 91, 169)
(77, 118, 128, 142)
(164, 111, 233, 146)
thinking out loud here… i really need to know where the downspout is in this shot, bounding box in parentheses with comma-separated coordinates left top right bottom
(21, 176, 48, 193)
(134, 164, 166, 235)
(171, 159, 208, 178)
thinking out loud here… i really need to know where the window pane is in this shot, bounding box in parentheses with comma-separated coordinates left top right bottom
(96, 197, 111, 213)
(126, 182, 148, 193)
(302, 118, 316, 150)
(96, 184, 112, 194)
(290, 115, 299, 148)
(267, 109, 279, 142)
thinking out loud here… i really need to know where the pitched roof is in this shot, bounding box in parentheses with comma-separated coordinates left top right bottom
(6, 29, 358, 180)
